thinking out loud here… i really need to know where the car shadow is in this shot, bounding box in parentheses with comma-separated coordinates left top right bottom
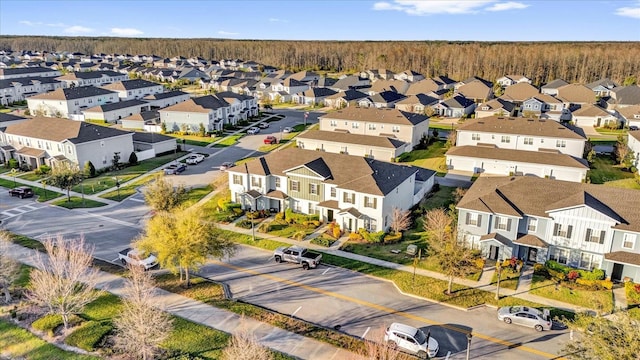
(419, 323, 472, 357)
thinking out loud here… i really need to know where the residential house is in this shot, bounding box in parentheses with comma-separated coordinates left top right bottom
(455, 77, 492, 91)
(445, 144, 588, 182)
(319, 107, 429, 148)
(289, 70, 320, 84)
(361, 69, 396, 80)
(497, 75, 532, 87)
(0, 76, 64, 105)
(0, 113, 27, 127)
(0, 117, 133, 170)
(227, 147, 435, 232)
(131, 132, 176, 160)
(215, 91, 259, 120)
(122, 110, 160, 130)
(432, 95, 476, 118)
(101, 79, 164, 100)
(629, 131, 640, 168)
(296, 130, 410, 161)
(586, 78, 618, 97)
(616, 105, 640, 128)
(270, 78, 309, 102)
(366, 79, 409, 95)
(292, 87, 338, 105)
(556, 84, 596, 107)
(541, 79, 569, 96)
(405, 78, 444, 96)
(0, 67, 61, 80)
(55, 71, 128, 87)
(358, 90, 407, 108)
(571, 104, 618, 127)
(142, 90, 190, 109)
(159, 94, 229, 132)
(177, 68, 210, 82)
(323, 89, 369, 109)
(82, 99, 151, 123)
(457, 80, 493, 103)
(455, 116, 586, 157)
(607, 86, 640, 109)
(328, 75, 370, 92)
(394, 70, 425, 82)
(394, 94, 439, 115)
(521, 94, 570, 121)
(475, 98, 517, 118)
(27, 86, 119, 119)
(456, 176, 640, 283)
(432, 75, 457, 89)
(502, 82, 540, 105)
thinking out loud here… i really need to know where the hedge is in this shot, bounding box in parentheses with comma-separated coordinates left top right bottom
(64, 321, 112, 351)
(575, 278, 613, 290)
(285, 208, 319, 224)
(544, 260, 605, 280)
(358, 228, 386, 243)
(31, 314, 64, 336)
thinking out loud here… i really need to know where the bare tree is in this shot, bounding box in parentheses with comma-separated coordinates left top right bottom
(222, 321, 272, 360)
(0, 231, 21, 303)
(389, 207, 411, 235)
(424, 209, 476, 295)
(562, 311, 640, 360)
(27, 235, 100, 329)
(348, 328, 404, 360)
(113, 265, 173, 360)
(445, 129, 457, 149)
(142, 174, 186, 213)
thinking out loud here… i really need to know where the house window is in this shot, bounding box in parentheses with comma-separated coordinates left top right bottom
(549, 248, 569, 264)
(251, 176, 262, 188)
(352, 122, 359, 129)
(465, 212, 482, 227)
(623, 233, 637, 249)
(369, 219, 377, 232)
(556, 140, 566, 148)
(494, 216, 511, 231)
(553, 224, 573, 239)
(392, 126, 400, 133)
(232, 175, 242, 185)
(67, 146, 73, 154)
(584, 228, 605, 244)
(294, 201, 302, 212)
(309, 183, 318, 195)
(274, 177, 281, 188)
(291, 180, 299, 192)
(472, 133, 480, 141)
(330, 187, 336, 197)
(579, 252, 602, 270)
(368, 124, 376, 130)
(524, 137, 533, 145)
(501, 136, 511, 143)
(527, 218, 538, 232)
(364, 196, 376, 208)
(340, 146, 348, 154)
(343, 192, 355, 204)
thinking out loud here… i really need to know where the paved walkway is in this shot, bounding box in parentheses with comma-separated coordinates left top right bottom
(4, 242, 360, 360)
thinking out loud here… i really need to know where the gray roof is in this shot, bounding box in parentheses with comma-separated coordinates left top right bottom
(0, 113, 26, 123)
(29, 86, 117, 100)
(368, 90, 407, 104)
(442, 95, 475, 108)
(321, 107, 429, 126)
(132, 132, 174, 143)
(0, 67, 58, 76)
(612, 86, 640, 106)
(104, 79, 160, 90)
(0, 76, 61, 88)
(541, 79, 569, 90)
(457, 116, 586, 140)
(84, 99, 148, 112)
(586, 78, 618, 90)
(298, 130, 407, 149)
(446, 145, 589, 169)
(144, 90, 189, 100)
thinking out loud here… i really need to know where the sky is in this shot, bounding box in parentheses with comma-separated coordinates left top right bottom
(1, 0, 639, 41)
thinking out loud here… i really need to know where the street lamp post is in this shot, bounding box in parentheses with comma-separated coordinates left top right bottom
(466, 332, 473, 360)
(304, 111, 309, 127)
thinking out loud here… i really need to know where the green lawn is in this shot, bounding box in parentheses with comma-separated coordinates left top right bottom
(181, 185, 214, 207)
(491, 268, 521, 290)
(51, 196, 108, 209)
(428, 121, 458, 130)
(163, 133, 217, 146)
(397, 141, 448, 173)
(213, 134, 243, 147)
(589, 155, 636, 184)
(99, 173, 158, 201)
(17, 171, 47, 182)
(72, 153, 186, 195)
(594, 128, 627, 136)
(603, 178, 640, 189)
(0, 178, 64, 202)
(421, 185, 457, 211)
(529, 275, 614, 314)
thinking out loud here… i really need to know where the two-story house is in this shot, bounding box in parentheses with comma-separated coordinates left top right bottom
(446, 116, 588, 182)
(0, 117, 134, 170)
(0, 67, 61, 80)
(142, 90, 190, 109)
(82, 99, 151, 123)
(55, 70, 128, 88)
(457, 176, 640, 283)
(227, 147, 435, 232)
(159, 94, 234, 132)
(0, 76, 64, 106)
(296, 130, 410, 161)
(497, 75, 532, 87)
(323, 89, 369, 109)
(474, 98, 517, 118)
(101, 79, 164, 100)
(27, 86, 119, 119)
(215, 91, 259, 121)
(521, 94, 570, 121)
(318, 107, 430, 148)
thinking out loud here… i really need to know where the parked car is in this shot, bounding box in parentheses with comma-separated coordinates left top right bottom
(497, 306, 552, 331)
(219, 161, 235, 171)
(186, 154, 205, 164)
(384, 323, 439, 359)
(118, 248, 158, 270)
(9, 186, 34, 199)
(282, 126, 293, 133)
(630, 125, 639, 131)
(264, 136, 278, 144)
(273, 246, 322, 270)
(164, 163, 187, 175)
(247, 127, 260, 135)
(258, 122, 270, 129)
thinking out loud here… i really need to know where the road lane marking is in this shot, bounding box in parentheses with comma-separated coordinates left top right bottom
(214, 261, 564, 360)
(361, 327, 370, 339)
(291, 306, 302, 317)
(322, 268, 331, 275)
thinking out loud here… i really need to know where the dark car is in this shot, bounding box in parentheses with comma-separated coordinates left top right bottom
(164, 163, 187, 175)
(630, 125, 639, 131)
(9, 186, 34, 198)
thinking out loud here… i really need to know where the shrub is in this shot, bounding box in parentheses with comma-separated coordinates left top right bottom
(232, 207, 244, 215)
(545, 260, 570, 273)
(275, 212, 285, 221)
(533, 263, 547, 275)
(65, 321, 112, 351)
(474, 258, 486, 269)
(332, 226, 341, 239)
(128, 151, 138, 165)
(579, 268, 605, 280)
(348, 232, 363, 241)
(383, 233, 402, 244)
(311, 237, 334, 247)
(6, 158, 18, 169)
(257, 221, 271, 233)
(625, 281, 640, 304)
(35, 165, 51, 175)
(285, 208, 319, 224)
(567, 270, 580, 281)
(548, 268, 566, 281)
(32, 314, 64, 336)
(292, 230, 307, 241)
(217, 197, 231, 211)
(235, 219, 254, 229)
(576, 278, 613, 290)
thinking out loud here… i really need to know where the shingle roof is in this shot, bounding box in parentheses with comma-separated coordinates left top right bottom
(4, 117, 131, 144)
(503, 82, 540, 102)
(405, 79, 442, 95)
(396, 94, 439, 106)
(101, 79, 160, 91)
(441, 95, 475, 108)
(28, 86, 117, 100)
(131, 132, 174, 143)
(477, 98, 516, 112)
(320, 107, 429, 126)
(604, 251, 640, 266)
(55, 70, 122, 80)
(0, 113, 26, 123)
(556, 84, 596, 104)
(457, 116, 586, 139)
(298, 130, 406, 149)
(161, 95, 229, 113)
(0, 67, 58, 76)
(616, 104, 640, 120)
(586, 78, 618, 90)
(446, 145, 588, 169)
(611, 86, 640, 106)
(326, 89, 369, 102)
(457, 81, 492, 100)
(143, 90, 188, 100)
(84, 99, 148, 113)
(238, 147, 425, 196)
(368, 90, 407, 104)
(572, 104, 611, 117)
(297, 87, 337, 98)
(458, 176, 640, 232)
(541, 79, 569, 90)
(0, 76, 61, 88)
(629, 130, 640, 141)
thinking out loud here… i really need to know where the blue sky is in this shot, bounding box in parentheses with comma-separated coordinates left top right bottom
(1, 0, 639, 41)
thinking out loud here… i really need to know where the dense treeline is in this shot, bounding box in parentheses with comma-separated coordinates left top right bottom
(1, 36, 639, 85)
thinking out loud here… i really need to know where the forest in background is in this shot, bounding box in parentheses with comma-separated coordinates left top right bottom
(1, 36, 639, 85)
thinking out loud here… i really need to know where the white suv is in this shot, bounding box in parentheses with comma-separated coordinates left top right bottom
(384, 323, 438, 359)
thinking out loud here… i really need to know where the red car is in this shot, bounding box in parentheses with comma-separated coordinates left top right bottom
(264, 136, 278, 144)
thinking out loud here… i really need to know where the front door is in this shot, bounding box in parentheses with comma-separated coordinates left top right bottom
(327, 209, 334, 222)
(612, 263, 624, 282)
(527, 247, 538, 263)
(489, 245, 499, 260)
(347, 218, 353, 232)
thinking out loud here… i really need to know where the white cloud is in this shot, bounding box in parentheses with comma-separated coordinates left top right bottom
(486, 1, 529, 11)
(46, 22, 66, 27)
(111, 28, 144, 36)
(373, 0, 528, 15)
(615, 3, 640, 19)
(19, 20, 40, 26)
(269, 18, 288, 23)
(64, 25, 94, 34)
(218, 30, 239, 35)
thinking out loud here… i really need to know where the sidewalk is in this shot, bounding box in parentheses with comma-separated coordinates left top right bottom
(4, 242, 360, 360)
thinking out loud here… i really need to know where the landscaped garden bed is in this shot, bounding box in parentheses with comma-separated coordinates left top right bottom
(625, 281, 640, 319)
